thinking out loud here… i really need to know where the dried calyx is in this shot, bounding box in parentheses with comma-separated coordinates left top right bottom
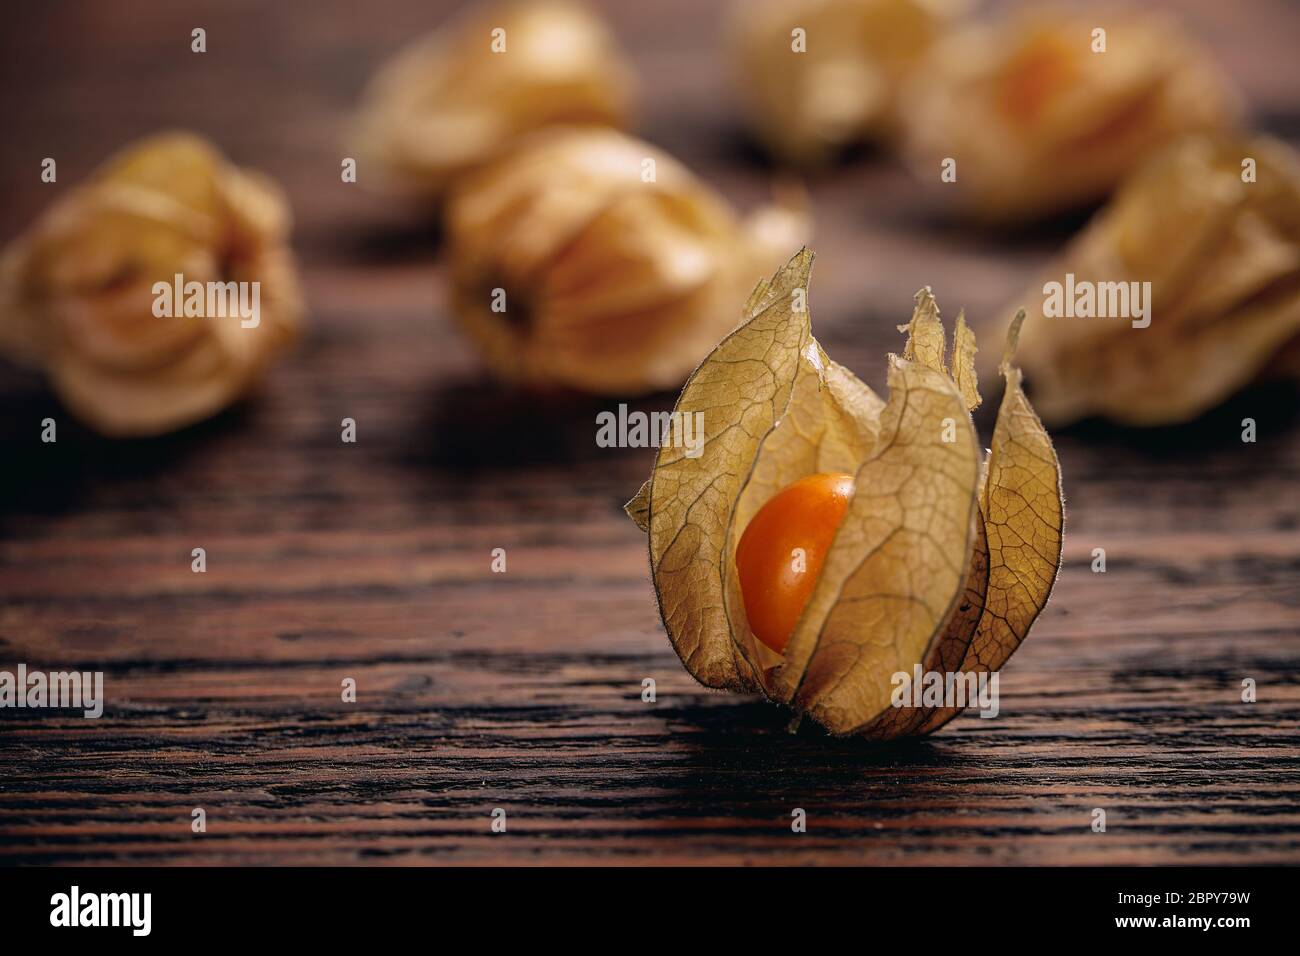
(444, 127, 809, 395)
(729, 0, 962, 165)
(353, 0, 635, 202)
(903, 8, 1240, 221)
(1009, 134, 1300, 426)
(627, 250, 1064, 739)
(0, 133, 302, 437)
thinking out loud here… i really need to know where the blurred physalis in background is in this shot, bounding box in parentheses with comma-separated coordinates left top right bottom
(444, 127, 810, 395)
(354, 0, 635, 203)
(730, 0, 966, 166)
(0, 133, 302, 437)
(1008, 135, 1300, 426)
(903, 8, 1241, 221)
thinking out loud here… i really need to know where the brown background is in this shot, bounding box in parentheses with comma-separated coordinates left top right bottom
(1, 0, 1298, 865)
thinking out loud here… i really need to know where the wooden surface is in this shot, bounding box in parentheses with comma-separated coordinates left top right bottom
(2, 0, 1299, 866)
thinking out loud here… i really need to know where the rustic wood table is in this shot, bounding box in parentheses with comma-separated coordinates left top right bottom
(2, 0, 1298, 865)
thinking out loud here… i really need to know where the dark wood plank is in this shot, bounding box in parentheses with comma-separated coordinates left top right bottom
(1, 0, 1298, 865)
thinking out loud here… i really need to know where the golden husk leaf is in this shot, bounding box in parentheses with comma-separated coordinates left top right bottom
(729, 0, 964, 165)
(353, 0, 635, 201)
(444, 127, 811, 395)
(903, 8, 1241, 221)
(0, 132, 302, 437)
(628, 250, 1064, 739)
(1009, 134, 1300, 426)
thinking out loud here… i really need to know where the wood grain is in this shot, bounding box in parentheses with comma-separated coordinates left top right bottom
(1, 0, 1299, 866)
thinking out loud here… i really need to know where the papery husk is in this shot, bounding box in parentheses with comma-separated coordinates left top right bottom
(729, 0, 965, 165)
(353, 0, 634, 202)
(445, 127, 810, 395)
(1010, 134, 1300, 426)
(903, 7, 1241, 221)
(0, 132, 302, 437)
(626, 250, 1064, 738)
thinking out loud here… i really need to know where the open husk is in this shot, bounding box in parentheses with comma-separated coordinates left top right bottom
(626, 250, 1063, 738)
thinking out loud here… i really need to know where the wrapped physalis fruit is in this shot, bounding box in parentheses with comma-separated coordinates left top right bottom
(625, 250, 1063, 739)
(903, 8, 1240, 221)
(1007, 135, 1300, 426)
(354, 0, 634, 202)
(0, 132, 302, 437)
(444, 127, 810, 394)
(729, 0, 964, 165)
